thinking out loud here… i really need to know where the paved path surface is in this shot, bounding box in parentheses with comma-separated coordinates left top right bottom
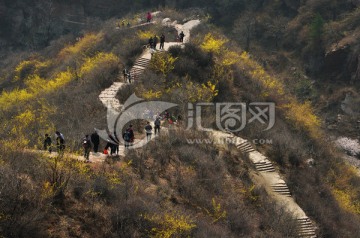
(209, 130, 317, 237)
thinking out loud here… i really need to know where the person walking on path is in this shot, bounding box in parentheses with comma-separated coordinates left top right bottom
(179, 31, 185, 42)
(153, 35, 158, 49)
(55, 131, 65, 153)
(154, 117, 161, 135)
(91, 131, 100, 153)
(107, 133, 118, 155)
(160, 34, 165, 49)
(123, 125, 134, 149)
(145, 121, 153, 141)
(82, 135, 92, 162)
(127, 71, 132, 83)
(123, 68, 128, 81)
(146, 12, 152, 23)
(44, 134, 52, 153)
(148, 36, 154, 49)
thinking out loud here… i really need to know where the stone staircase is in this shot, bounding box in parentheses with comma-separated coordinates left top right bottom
(271, 182, 291, 197)
(215, 131, 317, 237)
(98, 82, 124, 110)
(254, 160, 276, 172)
(297, 217, 317, 238)
(130, 57, 151, 81)
(236, 141, 255, 153)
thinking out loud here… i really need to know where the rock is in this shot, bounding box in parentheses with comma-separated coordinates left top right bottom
(162, 18, 171, 26)
(327, 124, 337, 130)
(341, 92, 360, 116)
(306, 158, 315, 167)
(324, 44, 351, 78)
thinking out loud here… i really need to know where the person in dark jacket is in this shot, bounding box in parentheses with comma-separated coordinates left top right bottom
(148, 37, 154, 49)
(91, 131, 100, 153)
(153, 35, 158, 49)
(160, 34, 165, 49)
(55, 131, 65, 153)
(82, 135, 92, 162)
(154, 117, 161, 135)
(44, 134, 52, 153)
(144, 121, 153, 141)
(179, 31, 185, 42)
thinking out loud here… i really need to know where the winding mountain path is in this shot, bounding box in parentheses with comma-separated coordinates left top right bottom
(97, 13, 317, 237)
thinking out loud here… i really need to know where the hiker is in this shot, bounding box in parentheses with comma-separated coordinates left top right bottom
(179, 31, 185, 42)
(154, 117, 161, 135)
(164, 110, 170, 120)
(127, 71, 132, 83)
(123, 125, 134, 149)
(91, 131, 100, 153)
(82, 135, 92, 162)
(55, 131, 65, 153)
(153, 35, 158, 49)
(148, 36, 154, 49)
(108, 133, 118, 155)
(105, 141, 116, 155)
(146, 12, 152, 23)
(123, 68, 128, 81)
(177, 115, 182, 126)
(145, 121, 153, 141)
(44, 134, 52, 153)
(160, 34, 165, 49)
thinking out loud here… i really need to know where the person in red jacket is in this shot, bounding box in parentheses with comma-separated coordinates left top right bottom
(146, 12, 152, 23)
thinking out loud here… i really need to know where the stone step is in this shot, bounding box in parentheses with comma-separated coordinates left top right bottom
(255, 165, 274, 170)
(236, 143, 252, 149)
(255, 163, 275, 172)
(298, 224, 314, 228)
(296, 218, 316, 237)
(133, 63, 148, 68)
(298, 231, 316, 237)
(254, 162, 273, 166)
(136, 57, 150, 62)
(134, 63, 149, 68)
(131, 66, 145, 70)
(256, 167, 276, 172)
(242, 148, 255, 153)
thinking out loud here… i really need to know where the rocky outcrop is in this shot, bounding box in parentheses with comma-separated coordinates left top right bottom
(324, 44, 351, 80)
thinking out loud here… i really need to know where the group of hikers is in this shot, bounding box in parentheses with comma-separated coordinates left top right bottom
(43, 110, 178, 162)
(43, 131, 66, 154)
(148, 34, 166, 50)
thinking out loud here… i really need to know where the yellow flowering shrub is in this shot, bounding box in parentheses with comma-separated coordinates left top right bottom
(14, 59, 51, 81)
(144, 212, 196, 238)
(137, 30, 154, 40)
(0, 69, 74, 111)
(79, 52, 120, 79)
(58, 33, 104, 59)
(282, 101, 321, 138)
(150, 53, 178, 76)
(201, 33, 228, 54)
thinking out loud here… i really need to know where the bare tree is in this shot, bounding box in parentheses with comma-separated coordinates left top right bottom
(233, 11, 256, 51)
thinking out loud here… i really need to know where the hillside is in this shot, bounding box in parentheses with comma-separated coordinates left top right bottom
(1, 2, 360, 238)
